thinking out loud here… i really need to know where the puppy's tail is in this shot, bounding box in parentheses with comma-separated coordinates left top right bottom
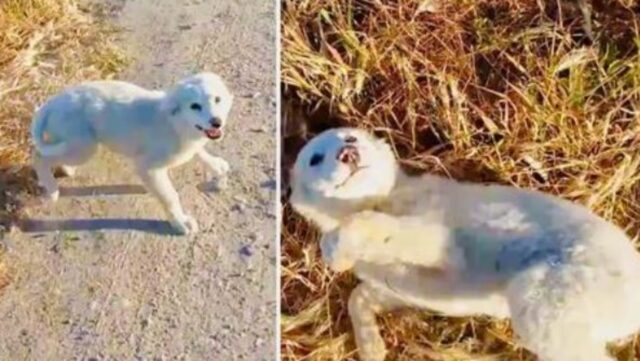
(31, 103, 68, 158)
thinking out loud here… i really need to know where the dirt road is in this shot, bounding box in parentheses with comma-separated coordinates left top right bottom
(0, 0, 276, 359)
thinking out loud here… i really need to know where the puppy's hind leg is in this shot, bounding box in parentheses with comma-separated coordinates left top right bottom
(33, 139, 97, 201)
(32, 150, 60, 201)
(137, 167, 198, 234)
(507, 266, 616, 361)
(58, 165, 77, 177)
(349, 284, 403, 361)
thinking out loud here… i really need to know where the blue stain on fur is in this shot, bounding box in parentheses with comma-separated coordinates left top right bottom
(454, 228, 508, 275)
(497, 230, 573, 274)
(454, 228, 575, 278)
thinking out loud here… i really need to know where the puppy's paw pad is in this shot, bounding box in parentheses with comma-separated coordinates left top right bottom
(359, 349, 387, 361)
(358, 340, 388, 361)
(172, 215, 199, 235)
(211, 159, 230, 175)
(320, 232, 354, 272)
(54, 166, 76, 178)
(184, 216, 199, 233)
(346, 210, 382, 228)
(320, 232, 339, 260)
(212, 176, 228, 191)
(59, 166, 76, 177)
(45, 190, 60, 202)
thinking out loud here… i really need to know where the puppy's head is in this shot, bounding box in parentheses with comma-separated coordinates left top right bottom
(163, 72, 233, 140)
(290, 128, 398, 230)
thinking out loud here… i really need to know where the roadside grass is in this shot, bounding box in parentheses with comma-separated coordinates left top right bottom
(0, 0, 127, 290)
(281, 0, 640, 360)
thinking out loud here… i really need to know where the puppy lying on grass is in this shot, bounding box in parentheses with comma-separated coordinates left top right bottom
(290, 127, 640, 361)
(31, 72, 233, 234)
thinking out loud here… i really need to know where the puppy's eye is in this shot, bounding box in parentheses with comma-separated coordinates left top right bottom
(214, 96, 221, 104)
(309, 153, 324, 167)
(190, 103, 202, 111)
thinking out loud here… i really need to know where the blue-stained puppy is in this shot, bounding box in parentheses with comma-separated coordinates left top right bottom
(291, 127, 640, 361)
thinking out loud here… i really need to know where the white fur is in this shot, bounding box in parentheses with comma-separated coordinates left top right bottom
(291, 127, 640, 361)
(31, 72, 234, 234)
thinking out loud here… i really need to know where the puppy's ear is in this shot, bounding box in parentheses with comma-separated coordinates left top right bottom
(374, 136, 398, 164)
(288, 171, 307, 208)
(378, 137, 391, 147)
(160, 90, 180, 116)
(374, 136, 391, 149)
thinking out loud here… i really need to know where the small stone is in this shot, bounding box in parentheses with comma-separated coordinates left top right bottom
(231, 203, 246, 213)
(212, 177, 228, 191)
(239, 245, 253, 257)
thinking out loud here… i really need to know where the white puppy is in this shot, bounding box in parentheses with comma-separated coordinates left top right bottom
(31, 72, 233, 234)
(290, 127, 640, 361)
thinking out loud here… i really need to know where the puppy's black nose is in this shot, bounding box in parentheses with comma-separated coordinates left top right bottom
(209, 117, 222, 128)
(337, 145, 360, 165)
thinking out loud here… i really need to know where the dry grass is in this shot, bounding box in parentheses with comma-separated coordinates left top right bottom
(281, 0, 640, 360)
(0, 0, 127, 288)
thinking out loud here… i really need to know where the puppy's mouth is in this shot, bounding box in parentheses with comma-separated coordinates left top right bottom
(196, 125, 223, 140)
(335, 166, 369, 189)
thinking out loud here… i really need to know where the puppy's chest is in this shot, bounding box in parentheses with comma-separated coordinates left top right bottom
(374, 190, 443, 219)
(370, 194, 546, 278)
(164, 140, 207, 167)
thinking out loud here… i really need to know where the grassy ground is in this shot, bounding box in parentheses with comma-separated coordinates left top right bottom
(281, 0, 640, 360)
(0, 0, 126, 291)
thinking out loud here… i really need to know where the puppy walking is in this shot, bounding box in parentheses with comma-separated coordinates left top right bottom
(31, 72, 233, 234)
(290, 128, 640, 361)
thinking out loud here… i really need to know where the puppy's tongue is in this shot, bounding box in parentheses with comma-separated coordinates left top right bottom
(204, 128, 223, 140)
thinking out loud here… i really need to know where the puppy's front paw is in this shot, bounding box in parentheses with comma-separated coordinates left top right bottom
(58, 165, 76, 177)
(212, 176, 228, 191)
(357, 335, 388, 361)
(171, 214, 199, 235)
(320, 231, 355, 272)
(37, 181, 60, 202)
(344, 210, 383, 232)
(44, 189, 60, 202)
(209, 158, 230, 176)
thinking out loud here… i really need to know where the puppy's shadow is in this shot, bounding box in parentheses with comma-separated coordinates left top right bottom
(19, 183, 180, 236)
(58, 184, 147, 197)
(196, 178, 226, 194)
(18, 218, 179, 235)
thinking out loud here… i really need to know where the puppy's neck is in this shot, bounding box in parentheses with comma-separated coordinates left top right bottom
(292, 167, 403, 233)
(293, 170, 453, 233)
(297, 196, 388, 232)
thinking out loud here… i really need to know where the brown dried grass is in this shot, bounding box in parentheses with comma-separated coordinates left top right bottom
(281, 0, 640, 360)
(0, 0, 127, 289)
